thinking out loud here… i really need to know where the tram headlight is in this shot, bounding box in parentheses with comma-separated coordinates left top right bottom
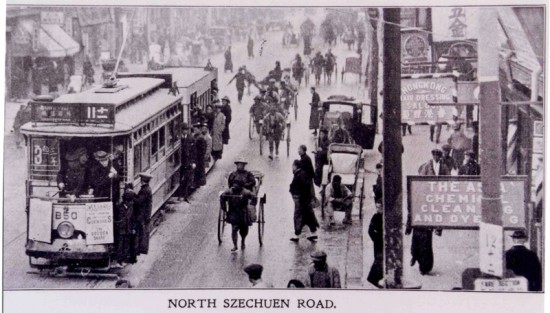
(57, 222, 75, 239)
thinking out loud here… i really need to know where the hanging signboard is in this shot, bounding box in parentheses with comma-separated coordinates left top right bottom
(401, 29, 432, 64)
(479, 222, 504, 277)
(432, 7, 480, 41)
(85, 202, 114, 245)
(77, 8, 113, 27)
(474, 277, 528, 292)
(30, 101, 115, 125)
(401, 77, 457, 124)
(407, 176, 527, 229)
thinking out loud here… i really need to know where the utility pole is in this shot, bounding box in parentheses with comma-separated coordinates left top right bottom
(365, 8, 379, 120)
(382, 8, 403, 288)
(478, 8, 504, 277)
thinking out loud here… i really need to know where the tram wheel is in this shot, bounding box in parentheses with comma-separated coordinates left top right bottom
(217, 209, 226, 245)
(258, 196, 265, 247)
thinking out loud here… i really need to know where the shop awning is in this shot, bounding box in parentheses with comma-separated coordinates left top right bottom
(12, 20, 80, 58)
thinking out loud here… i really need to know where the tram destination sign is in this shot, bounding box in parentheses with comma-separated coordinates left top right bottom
(407, 176, 527, 229)
(30, 101, 115, 125)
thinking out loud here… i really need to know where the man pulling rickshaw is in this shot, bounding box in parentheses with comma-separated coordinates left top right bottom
(292, 54, 306, 86)
(263, 106, 286, 160)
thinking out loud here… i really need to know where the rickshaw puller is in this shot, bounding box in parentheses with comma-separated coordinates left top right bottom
(228, 159, 256, 192)
(324, 175, 353, 225)
(220, 181, 258, 252)
(263, 107, 285, 160)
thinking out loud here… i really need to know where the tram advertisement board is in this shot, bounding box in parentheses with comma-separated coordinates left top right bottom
(407, 176, 527, 229)
(401, 77, 457, 124)
(85, 202, 114, 245)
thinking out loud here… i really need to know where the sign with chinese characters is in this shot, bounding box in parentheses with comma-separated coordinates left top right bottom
(30, 138, 60, 181)
(432, 7, 480, 41)
(41, 12, 64, 25)
(408, 176, 527, 229)
(30, 101, 115, 125)
(401, 30, 432, 64)
(80, 103, 115, 124)
(474, 277, 528, 292)
(85, 202, 114, 245)
(401, 77, 456, 124)
(479, 222, 504, 277)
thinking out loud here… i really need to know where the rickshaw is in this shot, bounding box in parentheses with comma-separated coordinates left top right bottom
(282, 29, 300, 48)
(320, 143, 366, 220)
(218, 171, 267, 246)
(258, 112, 291, 157)
(317, 95, 378, 150)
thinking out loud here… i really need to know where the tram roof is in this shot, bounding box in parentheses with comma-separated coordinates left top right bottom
(21, 85, 183, 137)
(118, 66, 215, 89)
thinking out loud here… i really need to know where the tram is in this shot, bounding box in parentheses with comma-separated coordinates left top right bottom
(21, 67, 217, 272)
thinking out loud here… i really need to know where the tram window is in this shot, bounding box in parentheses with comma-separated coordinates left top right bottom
(159, 127, 166, 156)
(134, 143, 141, 177)
(151, 131, 159, 163)
(141, 137, 150, 171)
(168, 120, 176, 146)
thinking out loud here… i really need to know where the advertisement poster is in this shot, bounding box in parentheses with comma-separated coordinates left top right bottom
(85, 202, 114, 245)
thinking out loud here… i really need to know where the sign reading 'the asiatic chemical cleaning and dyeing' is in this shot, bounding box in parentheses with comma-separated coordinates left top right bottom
(408, 176, 527, 229)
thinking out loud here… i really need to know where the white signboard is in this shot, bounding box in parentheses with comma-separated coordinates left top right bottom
(474, 277, 528, 292)
(432, 7, 480, 41)
(85, 202, 114, 245)
(479, 222, 504, 277)
(29, 199, 53, 243)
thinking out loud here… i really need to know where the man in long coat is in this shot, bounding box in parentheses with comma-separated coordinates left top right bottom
(367, 203, 383, 288)
(193, 123, 207, 187)
(505, 230, 542, 291)
(134, 173, 153, 255)
(211, 102, 226, 160)
(309, 87, 321, 135)
(221, 96, 232, 145)
(179, 123, 196, 202)
(114, 183, 136, 265)
(406, 149, 448, 275)
(289, 160, 319, 242)
(224, 46, 233, 73)
(89, 150, 119, 199)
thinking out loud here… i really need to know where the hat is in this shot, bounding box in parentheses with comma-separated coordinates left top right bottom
(65, 150, 80, 161)
(510, 230, 528, 239)
(254, 95, 262, 101)
(139, 172, 153, 182)
(311, 250, 327, 261)
(193, 122, 202, 128)
(453, 123, 462, 130)
(243, 264, 263, 279)
(234, 158, 248, 165)
(93, 150, 109, 161)
(201, 122, 209, 128)
(214, 101, 223, 108)
(222, 96, 230, 102)
(442, 144, 452, 152)
(181, 122, 189, 130)
(376, 162, 383, 169)
(431, 149, 443, 156)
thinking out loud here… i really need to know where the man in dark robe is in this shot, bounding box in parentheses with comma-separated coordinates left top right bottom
(224, 46, 233, 73)
(247, 36, 254, 59)
(89, 150, 119, 199)
(458, 151, 481, 176)
(134, 173, 153, 256)
(179, 123, 196, 202)
(314, 128, 330, 186)
(309, 87, 321, 135)
(505, 230, 542, 291)
(298, 145, 315, 181)
(228, 159, 256, 192)
(308, 250, 341, 288)
(114, 183, 136, 265)
(289, 160, 319, 242)
(193, 123, 207, 187)
(220, 96, 232, 145)
(367, 203, 383, 287)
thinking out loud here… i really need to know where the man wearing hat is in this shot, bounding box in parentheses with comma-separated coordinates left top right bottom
(441, 144, 457, 173)
(505, 230, 542, 291)
(228, 159, 256, 192)
(134, 173, 153, 256)
(406, 148, 449, 275)
(314, 127, 330, 186)
(193, 122, 207, 187)
(220, 181, 257, 252)
(324, 174, 353, 226)
(372, 162, 383, 205)
(179, 122, 196, 203)
(250, 95, 268, 134)
(211, 101, 226, 160)
(89, 150, 119, 199)
(220, 96, 232, 145)
(263, 106, 285, 160)
(447, 123, 472, 168)
(57, 147, 90, 198)
(309, 87, 321, 135)
(243, 264, 272, 288)
(228, 68, 247, 103)
(458, 150, 480, 176)
(308, 250, 341, 288)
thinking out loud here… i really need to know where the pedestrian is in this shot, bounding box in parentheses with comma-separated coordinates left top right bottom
(314, 128, 330, 186)
(228, 159, 256, 192)
(224, 46, 233, 73)
(308, 250, 341, 288)
(178, 123, 196, 202)
(12, 104, 32, 148)
(263, 107, 285, 160)
(204, 104, 215, 133)
(429, 122, 443, 143)
(287, 279, 306, 288)
(329, 120, 351, 144)
(441, 144, 457, 173)
(211, 102, 226, 160)
(220, 181, 257, 252)
(298, 145, 315, 181)
(373, 162, 383, 205)
(505, 230, 542, 291)
(113, 183, 136, 266)
(458, 151, 480, 175)
(228, 68, 247, 104)
(134, 173, 153, 256)
(221, 96, 232, 145)
(324, 174, 353, 226)
(406, 149, 448, 275)
(447, 123, 472, 167)
(367, 202, 383, 288)
(244, 264, 273, 288)
(83, 55, 95, 87)
(312, 52, 324, 85)
(250, 95, 268, 134)
(309, 87, 321, 135)
(193, 123, 207, 187)
(88, 150, 119, 199)
(289, 160, 319, 242)
(247, 35, 254, 59)
(272, 61, 283, 82)
(202, 123, 213, 169)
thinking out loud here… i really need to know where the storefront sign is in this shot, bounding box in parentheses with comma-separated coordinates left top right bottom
(474, 277, 528, 292)
(41, 12, 64, 25)
(401, 77, 456, 124)
(479, 222, 504, 277)
(77, 8, 113, 26)
(401, 30, 432, 64)
(408, 176, 527, 229)
(85, 202, 114, 245)
(432, 7, 480, 41)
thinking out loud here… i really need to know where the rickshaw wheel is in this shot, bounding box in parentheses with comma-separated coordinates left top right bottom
(258, 195, 266, 246)
(249, 115, 253, 139)
(217, 208, 226, 245)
